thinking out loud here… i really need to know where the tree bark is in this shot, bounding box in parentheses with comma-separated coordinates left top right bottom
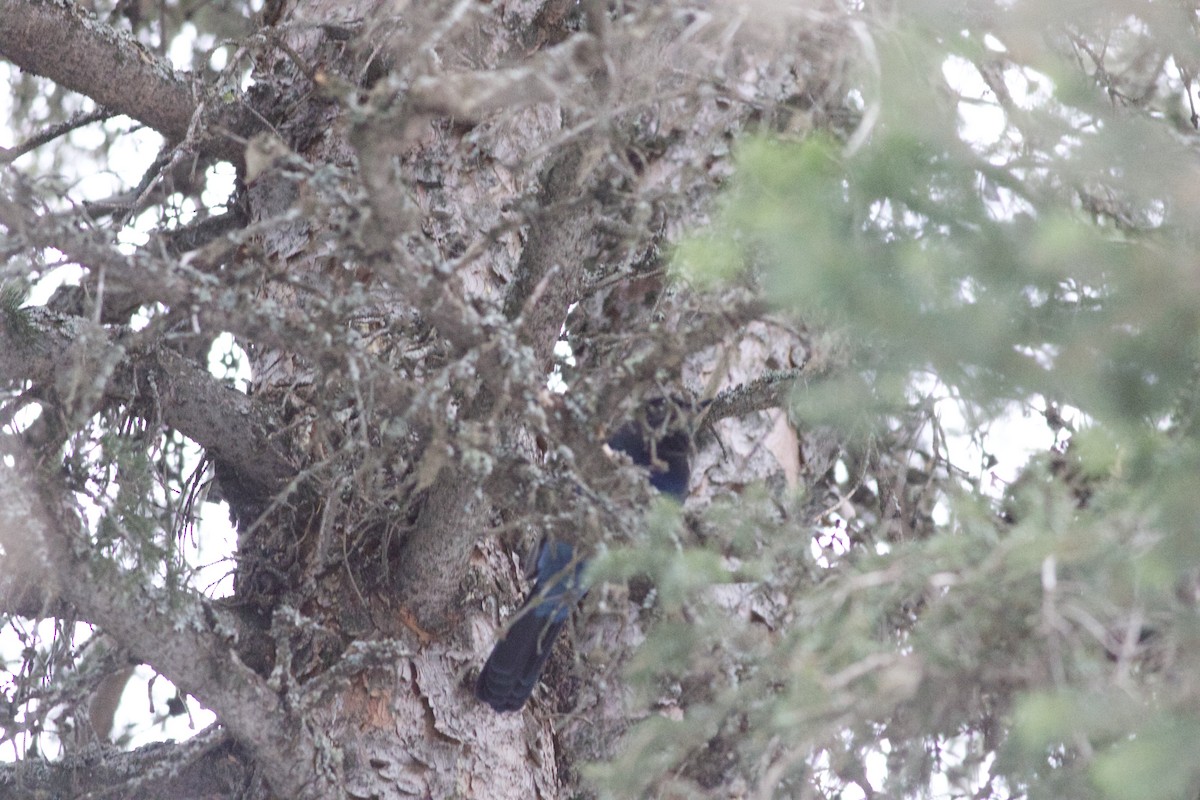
(0, 0, 855, 797)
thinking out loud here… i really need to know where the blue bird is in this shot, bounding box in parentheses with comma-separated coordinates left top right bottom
(474, 538, 587, 712)
(475, 408, 693, 712)
(604, 413, 691, 502)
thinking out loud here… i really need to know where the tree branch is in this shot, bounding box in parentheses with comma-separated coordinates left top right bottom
(0, 0, 195, 141)
(392, 139, 606, 630)
(407, 33, 601, 123)
(706, 368, 810, 425)
(0, 187, 362, 367)
(0, 106, 116, 165)
(0, 307, 296, 494)
(0, 453, 332, 799)
(0, 726, 254, 800)
(0, 0, 259, 160)
(0, 552, 70, 619)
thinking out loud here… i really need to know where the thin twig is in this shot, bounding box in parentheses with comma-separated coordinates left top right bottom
(0, 107, 116, 165)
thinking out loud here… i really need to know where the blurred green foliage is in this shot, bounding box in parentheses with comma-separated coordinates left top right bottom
(611, 2, 1200, 798)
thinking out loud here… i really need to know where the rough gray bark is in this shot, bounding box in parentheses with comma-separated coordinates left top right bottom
(0, 0, 856, 797)
(0, 0, 196, 141)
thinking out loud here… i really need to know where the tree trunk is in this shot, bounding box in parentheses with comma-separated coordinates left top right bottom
(0, 0, 854, 797)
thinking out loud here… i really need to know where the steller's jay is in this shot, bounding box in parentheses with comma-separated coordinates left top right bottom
(475, 405, 694, 712)
(473, 538, 587, 712)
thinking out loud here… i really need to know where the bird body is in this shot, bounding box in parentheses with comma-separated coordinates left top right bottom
(605, 418, 691, 501)
(475, 404, 694, 712)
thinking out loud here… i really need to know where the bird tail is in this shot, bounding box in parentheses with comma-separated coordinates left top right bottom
(475, 604, 568, 712)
